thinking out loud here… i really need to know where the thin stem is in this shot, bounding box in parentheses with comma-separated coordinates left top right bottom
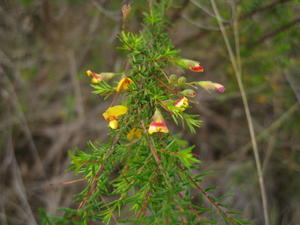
(250, 17, 300, 47)
(210, 1, 270, 224)
(240, 0, 292, 19)
(240, 102, 299, 153)
(177, 164, 238, 225)
(77, 135, 120, 210)
(99, 196, 120, 225)
(171, 0, 190, 23)
(155, 76, 179, 96)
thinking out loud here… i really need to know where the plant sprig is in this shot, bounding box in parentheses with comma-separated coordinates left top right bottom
(42, 1, 249, 224)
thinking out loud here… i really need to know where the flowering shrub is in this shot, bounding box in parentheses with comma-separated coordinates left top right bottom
(42, 1, 248, 225)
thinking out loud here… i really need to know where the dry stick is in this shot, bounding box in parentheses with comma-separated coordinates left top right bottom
(262, 135, 277, 173)
(250, 17, 300, 47)
(176, 0, 292, 48)
(50, 178, 86, 186)
(175, 31, 207, 47)
(68, 50, 85, 120)
(203, 101, 300, 170)
(240, 0, 293, 19)
(285, 71, 300, 103)
(210, 1, 270, 224)
(7, 129, 38, 225)
(91, 0, 119, 21)
(239, 102, 299, 154)
(77, 135, 120, 210)
(171, 0, 190, 23)
(4, 76, 47, 178)
(177, 164, 238, 225)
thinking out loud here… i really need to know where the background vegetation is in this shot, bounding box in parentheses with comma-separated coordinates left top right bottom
(0, 0, 299, 224)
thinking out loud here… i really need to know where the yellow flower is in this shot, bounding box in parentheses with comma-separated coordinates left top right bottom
(102, 105, 128, 129)
(174, 97, 189, 111)
(116, 77, 133, 92)
(148, 109, 169, 134)
(127, 128, 142, 140)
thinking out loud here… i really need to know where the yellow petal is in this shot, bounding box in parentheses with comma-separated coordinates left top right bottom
(116, 78, 133, 92)
(152, 108, 164, 123)
(174, 97, 189, 111)
(86, 70, 93, 76)
(148, 122, 169, 134)
(103, 105, 128, 121)
(91, 77, 100, 83)
(127, 128, 142, 140)
(127, 128, 135, 140)
(109, 120, 118, 129)
(135, 128, 142, 138)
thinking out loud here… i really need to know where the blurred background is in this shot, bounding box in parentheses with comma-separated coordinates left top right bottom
(0, 0, 299, 224)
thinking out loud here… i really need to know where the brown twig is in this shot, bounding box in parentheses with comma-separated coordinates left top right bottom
(49, 178, 86, 186)
(176, 192, 203, 221)
(99, 196, 120, 225)
(140, 120, 203, 222)
(175, 30, 207, 47)
(141, 120, 164, 171)
(135, 187, 152, 224)
(155, 76, 179, 96)
(240, 0, 293, 20)
(171, 0, 190, 23)
(249, 17, 300, 47)
(77, 135, 120, 210)
(177, 164, 238, 225)
(175, 0, 293, 48)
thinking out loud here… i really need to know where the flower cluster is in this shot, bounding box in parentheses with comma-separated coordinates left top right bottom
(86, 57, 225, 136)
